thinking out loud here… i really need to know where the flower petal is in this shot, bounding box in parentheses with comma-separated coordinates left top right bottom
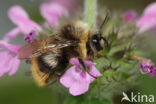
(0, 52, 20, 77)
(0, 52, 13, 77)
(69, 58, 80, 66)
(89, 66, 102, 77)
(69, 71, 93, 96)
(69, 80, 90, 96)
(137, 14, 156, 33)
(18, 19, 42, 34)
(121, 10, 137, 23)
(0, 40, 21, 77)
(3, 28, 21, 42)
(0, 40, 22, 53)
(60, 66, 78, 88)
(8, 56, 20, 76)
(84, 59, 96, 66)
(149, 68, 156, 77)
(144, 2, 156, 15)
(40, 2, 68, 27)
(3, 55, 14, 73)
(8, 5, 29, 24)
(0, 52, 8, 71)
(70, 58, 96, 66)
(54, 0, 78, 12)
(8, 5, 41, 34)
(137, 2, 156, 33)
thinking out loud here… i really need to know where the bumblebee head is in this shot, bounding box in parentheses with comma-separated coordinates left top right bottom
(89, 12, 109, 54)
(89, 32, 108, 53)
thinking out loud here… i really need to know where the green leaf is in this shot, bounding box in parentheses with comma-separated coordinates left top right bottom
(102, 46, 111, 56)
(112, 50, 125, 60)
(108, 32, 118, 43)
(64, 96, 86, 104)
(90, 98, 112, 104)
(94, 57, 110, 71)
(103, 69, 115, 78)
(64, 96, 112, 104)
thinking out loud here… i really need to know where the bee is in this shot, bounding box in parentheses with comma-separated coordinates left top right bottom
(18, 15, 109, 86)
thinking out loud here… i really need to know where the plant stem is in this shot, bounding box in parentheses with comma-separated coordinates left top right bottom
(84, 0, 97, 28)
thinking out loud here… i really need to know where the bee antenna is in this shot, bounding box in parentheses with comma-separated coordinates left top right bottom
(99, 11, 110, 32)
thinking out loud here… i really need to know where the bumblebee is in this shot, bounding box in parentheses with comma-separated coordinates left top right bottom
(18, 16, 109, 86)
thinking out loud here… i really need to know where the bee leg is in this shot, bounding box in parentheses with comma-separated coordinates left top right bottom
(56, 72, 63, 77)
(25, 60, 32, 64)
(78, 58, 86, 70)
(86, 70, 97, 79)
(78, 58, 97, 79)
(47, 80, 57, 87)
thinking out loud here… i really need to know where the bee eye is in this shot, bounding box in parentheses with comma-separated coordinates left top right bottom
(92, 39, 98, 43)
(91, 34, 103, 51)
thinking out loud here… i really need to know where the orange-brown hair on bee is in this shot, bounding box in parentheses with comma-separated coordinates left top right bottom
(18, 21, 108, 86)
(31, 57, 50, 86)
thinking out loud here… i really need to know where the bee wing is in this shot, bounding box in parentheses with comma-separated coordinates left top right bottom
(18, 40, 43, 59)
(18, 35, 78, 60)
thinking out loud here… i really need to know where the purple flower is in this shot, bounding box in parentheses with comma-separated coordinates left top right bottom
(24, 30, 36, 43)
(0, 41, 22, 77)
(40, 2, 68, 27)
(60, 58, 102, 96)
(3, 5, 41, 42)
(54, 0, 79, 12)
(137, 2, 156, 33)
(121, 10, 137, 23)
(140, 60, 156, 77)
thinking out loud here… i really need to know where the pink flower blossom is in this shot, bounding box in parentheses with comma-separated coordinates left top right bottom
(140, 60, 156, 77)
(54, 0, 78, 12)
(126, 54, 156, 77)
(137, 2, 156, 33)
(60, 58, 102, 96)
(3, 5, 41, 42)
(40, 2, 68, 27)
(121, 10, 137, 23)
(0, 41, 22, 76)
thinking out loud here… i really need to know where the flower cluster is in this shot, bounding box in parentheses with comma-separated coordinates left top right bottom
(125, 54, 156, 77)
(121, 2, 156, 77)
(0, 0, 69, 77)
(122, 2, 156, 33)
(121, 10, 137, 23)
(0, 41, 21, 76)
(3, 6, 41, 42)
(137, 2, 156, 33)
(140, 60, 156, 77)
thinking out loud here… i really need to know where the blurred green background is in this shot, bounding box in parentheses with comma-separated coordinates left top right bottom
(0, 0, 156, 104)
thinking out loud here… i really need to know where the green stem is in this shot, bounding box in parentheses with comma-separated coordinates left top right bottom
(84, 0, 97, 28)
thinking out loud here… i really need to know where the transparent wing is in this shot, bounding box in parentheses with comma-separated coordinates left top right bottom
(18, 35, 78, 60)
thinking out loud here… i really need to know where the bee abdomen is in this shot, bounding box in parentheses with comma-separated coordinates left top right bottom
(38, 52, 59, 73)
(32, 57, 50, 86)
